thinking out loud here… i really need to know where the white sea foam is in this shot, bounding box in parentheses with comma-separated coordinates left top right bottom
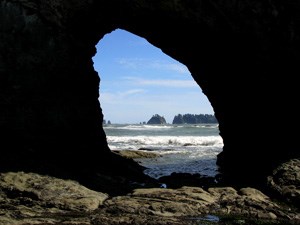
(104, 124, 173, 130)
(104, 124, 219, 130)
(104, 123, 223, 178)
(106, 135, 223, 150)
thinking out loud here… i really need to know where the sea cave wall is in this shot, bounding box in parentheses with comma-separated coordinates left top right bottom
(0, 0, 299, 186)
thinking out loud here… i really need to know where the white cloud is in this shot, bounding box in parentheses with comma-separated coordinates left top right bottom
(150, 61, 189, 74)
(117, 58, 190, 74)
(125, 77, 198, 88)
(120, 89, 145, 97)
(99, 89, 145, 103)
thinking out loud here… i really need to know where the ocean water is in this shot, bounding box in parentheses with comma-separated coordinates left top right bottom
(103, 124, 223, 179)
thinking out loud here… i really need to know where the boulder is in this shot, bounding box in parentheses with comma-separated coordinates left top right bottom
(268, 158, 300, 207)
(0, 172, 108, 212)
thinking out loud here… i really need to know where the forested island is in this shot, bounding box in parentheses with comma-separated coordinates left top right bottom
(172, 114, 218, 124)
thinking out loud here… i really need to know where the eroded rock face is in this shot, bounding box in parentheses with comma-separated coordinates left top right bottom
(0, 0, 300, 186)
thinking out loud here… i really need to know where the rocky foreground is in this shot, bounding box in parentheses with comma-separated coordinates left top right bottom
(0, 159, 299, 225)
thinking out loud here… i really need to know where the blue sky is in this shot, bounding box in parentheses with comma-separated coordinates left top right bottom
(92, 29, 214, 124)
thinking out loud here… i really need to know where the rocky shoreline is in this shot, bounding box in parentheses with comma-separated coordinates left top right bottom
(0, 159, 299, 225)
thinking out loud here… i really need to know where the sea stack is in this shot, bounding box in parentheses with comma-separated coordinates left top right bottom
(147, 114, 166, 124)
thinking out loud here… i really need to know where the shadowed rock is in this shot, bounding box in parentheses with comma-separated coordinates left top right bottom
(0, 0, 300, 190)
(268, 158, 300, 207)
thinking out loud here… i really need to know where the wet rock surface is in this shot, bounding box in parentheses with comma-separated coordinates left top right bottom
(112, 150, 160, 159)
(1, 171, 299, 225)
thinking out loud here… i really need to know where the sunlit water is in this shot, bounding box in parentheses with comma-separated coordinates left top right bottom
(103, 124, 223, 179)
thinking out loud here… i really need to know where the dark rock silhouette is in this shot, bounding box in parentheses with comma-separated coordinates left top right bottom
(1, 2, 300, 223)
(147, 114, 166, 124)
(0, 0, 299, 190)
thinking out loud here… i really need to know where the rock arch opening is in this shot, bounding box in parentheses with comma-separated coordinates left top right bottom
(93, 29, 223, 179)
(0, 0, 299, 190)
